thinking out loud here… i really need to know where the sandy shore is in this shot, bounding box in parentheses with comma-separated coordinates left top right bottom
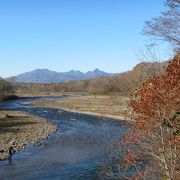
(32, 95, 133, 121)
(0, 110, 58, 161)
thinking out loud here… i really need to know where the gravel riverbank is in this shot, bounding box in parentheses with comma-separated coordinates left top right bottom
(0, 110, 58, 161)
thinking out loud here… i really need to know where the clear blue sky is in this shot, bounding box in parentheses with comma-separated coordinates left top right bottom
(0, 0, 166, 77)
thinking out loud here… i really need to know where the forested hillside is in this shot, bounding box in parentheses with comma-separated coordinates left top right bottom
(14, 61, 167, 95)
(0, 78, 14, 102)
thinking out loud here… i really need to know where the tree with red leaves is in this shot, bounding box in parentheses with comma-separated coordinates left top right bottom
(122, 54, 180, 179)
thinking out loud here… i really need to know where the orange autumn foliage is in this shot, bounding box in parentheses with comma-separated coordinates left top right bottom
(123, 54, 180, 179)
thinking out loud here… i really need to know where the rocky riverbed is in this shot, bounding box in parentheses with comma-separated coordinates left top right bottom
(0, 110, 58, 161)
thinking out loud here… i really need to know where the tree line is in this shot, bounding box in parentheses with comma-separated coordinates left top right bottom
(0, 78, 14, 102)
(14, 61, 165, 95)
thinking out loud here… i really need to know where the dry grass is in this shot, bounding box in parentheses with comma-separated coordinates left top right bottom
(33, 95, 132, 121)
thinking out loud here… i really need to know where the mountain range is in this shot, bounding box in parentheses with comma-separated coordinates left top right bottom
(7, 69, 117, 83)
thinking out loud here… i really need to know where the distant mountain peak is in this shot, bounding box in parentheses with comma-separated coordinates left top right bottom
(68, 70, 82, 73)
(93, 68, 101, 72)
(6, 68, 117, 84)
(68, 70, 75, 72)
(33, 68, 56, 72)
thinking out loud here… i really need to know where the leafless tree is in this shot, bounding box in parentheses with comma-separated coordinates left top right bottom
(144, 0, 180, 52)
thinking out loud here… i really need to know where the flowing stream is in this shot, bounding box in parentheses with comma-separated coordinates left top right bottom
(0, 96, 129, 180)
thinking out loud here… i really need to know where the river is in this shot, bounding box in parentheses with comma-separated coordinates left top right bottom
(0, 96, 129, 180)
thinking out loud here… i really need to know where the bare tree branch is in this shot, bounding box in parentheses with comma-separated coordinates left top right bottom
(144, 0, 180, 52)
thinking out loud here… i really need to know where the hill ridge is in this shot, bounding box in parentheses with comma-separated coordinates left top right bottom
(6, 68, 117, 84)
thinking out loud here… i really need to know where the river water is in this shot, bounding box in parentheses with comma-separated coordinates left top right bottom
(0, 96, 129, 180)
